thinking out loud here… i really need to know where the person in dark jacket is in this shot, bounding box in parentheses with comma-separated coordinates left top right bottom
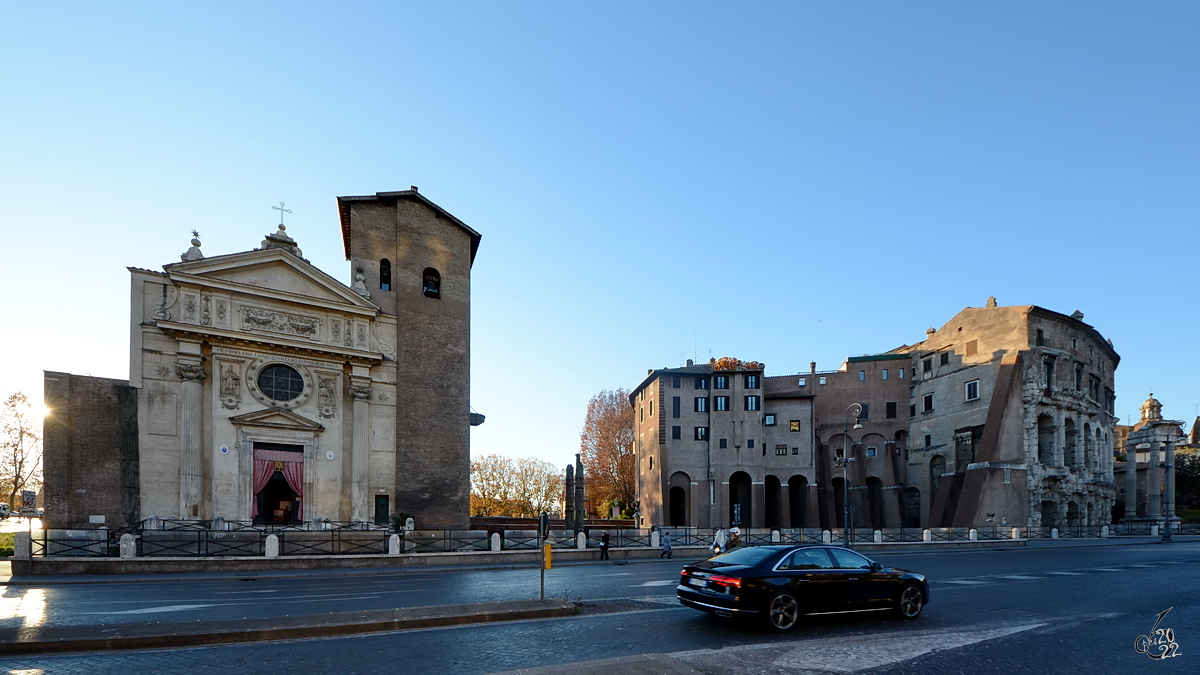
(599, 531, 610, 560)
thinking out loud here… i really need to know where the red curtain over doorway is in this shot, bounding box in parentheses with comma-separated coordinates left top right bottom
(252, 448, 304, 520)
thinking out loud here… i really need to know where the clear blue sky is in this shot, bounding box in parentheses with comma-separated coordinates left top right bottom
(2, 2, 1197, 468)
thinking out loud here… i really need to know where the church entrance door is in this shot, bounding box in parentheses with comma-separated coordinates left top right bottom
(259, 473, 299, 524)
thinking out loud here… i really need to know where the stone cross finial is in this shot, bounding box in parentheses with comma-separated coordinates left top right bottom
(272, 202, 292, 225)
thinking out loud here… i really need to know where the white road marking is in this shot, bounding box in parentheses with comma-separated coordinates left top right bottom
(1046, 572, 1084, 575)
(1086, 568, 1125, 572)
(1126, 564, 1157, 568)
(100, 604, 218, 615)
(942, 580, 990, 585)
(995, 575, 1042, 580)
(636, 580, 676, 587)
(670, 621, 1046, 674)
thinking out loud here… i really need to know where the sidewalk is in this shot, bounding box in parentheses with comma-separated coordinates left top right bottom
(0, 597, 575, 656)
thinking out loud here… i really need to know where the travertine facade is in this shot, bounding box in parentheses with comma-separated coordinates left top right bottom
(44, 189, 480, 530)
(633, 301, 1122, 531)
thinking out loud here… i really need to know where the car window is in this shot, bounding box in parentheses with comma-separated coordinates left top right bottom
(828, 548, 873, 570)
(708, 547, 776, 567)
(780, 548, 833, 570)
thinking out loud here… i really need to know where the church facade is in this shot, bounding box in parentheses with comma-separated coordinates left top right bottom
(43, 189, 480, 530)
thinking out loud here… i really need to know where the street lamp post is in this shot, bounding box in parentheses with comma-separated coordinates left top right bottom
(1160, 460, 1173, 542)
(837, 403, 863, 547)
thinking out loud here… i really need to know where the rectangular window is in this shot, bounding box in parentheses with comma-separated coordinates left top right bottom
(649, 455, 653, 471)
(922, 393, 934, 412)
(672, 396, 680, 418)
(639, 406, 644, 423)
(899, 367, 905, 379)
(923, 359, 932, 373)
(1036, 329, 1045, 347)
(886, 402, 897, 419)
(719, 438, 727, 449)
(858, 403, 870, 420)
(966, 340, 978, 357)
(965, 380, 979, 401)
(695, 377, 709, 390)
(910, 404, 916, 418)
(859, 370, 866, 381)
(671, 425, 681, 440)
(1072, 337, 1078, 350)
(764, 414, 776, 426)
(776, 445, 788, 456)
(940, 352, 950, 366)
(694, 426, 709, 441)
(714, 375, 729, 389)
(819, 376, 827, 385)
(694, 397, 708, 413)
(882, 369, 889, 380)
(866, 446, 877, 458)
(925, 434, 932, 448)
(672, 375, 681, 389)
(792, 447, 799, 455)
(789, 420, 801, 432)
(714, 396, 729, 411)
(649, 399, 654, 417)
(747, 438, 755, 449)
(798, 377, 807, 386)
(744, 395, 760, 411)
(745, 375, 760, 389)
(1075, 364, 1083, 391)
(1043, 360, 1054, 389)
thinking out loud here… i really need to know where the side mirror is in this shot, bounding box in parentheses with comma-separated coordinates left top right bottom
(870, 561, 884, 572)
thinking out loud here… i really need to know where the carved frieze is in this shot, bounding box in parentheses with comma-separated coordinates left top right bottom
(343, 315, 353, 347)
(183, 293, 198, 323)
(356, 323, 367, 348)
(216, 298, 227, 326)
(241, 307, 320, 338)
(201, 293, 212, 326)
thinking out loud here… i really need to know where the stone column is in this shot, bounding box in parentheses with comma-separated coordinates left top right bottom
(1147, 442, 1161, 518)
(349, 375, 372, 522)
(176, 353, 205, 520)
(1165, 441, 1177, 521)
(1124, 445, 1137, 520)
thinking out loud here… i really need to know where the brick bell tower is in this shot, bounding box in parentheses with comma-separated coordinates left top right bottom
(338, 188, 481, 529)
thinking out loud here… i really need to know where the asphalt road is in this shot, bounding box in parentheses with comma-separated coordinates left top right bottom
(1, 539, 1196, 674)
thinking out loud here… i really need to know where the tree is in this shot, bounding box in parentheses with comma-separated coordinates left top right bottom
(470, 454, 563, 518)
(1, 392, 43, 509)
(1176, 451, 1200, 511)
(579, 388, 635, 514)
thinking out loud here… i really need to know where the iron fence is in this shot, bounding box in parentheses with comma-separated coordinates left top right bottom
(280, 530, 389, 556)
(400, 530, 489, 553)
(31, 529, 111, 557)
(141, 530, 265, 557)
(777, 528, 826, 544)
(879, 528, 925, 543)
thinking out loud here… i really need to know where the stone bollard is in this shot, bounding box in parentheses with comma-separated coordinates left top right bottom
(13, 532, 31, 558)
(771, 530, 782, 543)
(265, 534, 280, 557)
(1011, 527, 1021, 540)
(1151, 525, 1159, 537)
(119, 533, 137, 559)
(389, 534, 401, 555)
(922, 529, 932, 543)
(651, 531, 660, 549)
(1051, 528, 1059, 539)
(821, 530, 832, 544)
(576, 532, 587, 550)
(969, 529, 978, 542)
(1101, 525, 1109, 538)
(490, 532, 501, 552)
(873, 530, 883, 544)
(405, 517, 415, 531)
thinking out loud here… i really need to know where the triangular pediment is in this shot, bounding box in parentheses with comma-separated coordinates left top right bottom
(229, 407, 325, 432)
(165, 248, 377, 313)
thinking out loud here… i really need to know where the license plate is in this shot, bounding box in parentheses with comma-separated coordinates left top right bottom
(688, 577, 706, 587)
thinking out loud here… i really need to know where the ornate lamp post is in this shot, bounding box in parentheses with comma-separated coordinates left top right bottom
(1160, 458, 1174, 542)
(836, 403, 863, 547)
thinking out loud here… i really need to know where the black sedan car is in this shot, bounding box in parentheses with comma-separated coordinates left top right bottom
(677, 544, 928, 631)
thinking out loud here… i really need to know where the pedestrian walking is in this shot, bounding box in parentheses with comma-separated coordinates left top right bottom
(660, 531, 673, 559)
(599, 531, 610, 560)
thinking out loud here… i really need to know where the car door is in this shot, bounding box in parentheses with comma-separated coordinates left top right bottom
(770, 547, 842, 612)
(825, 547, 877, 609)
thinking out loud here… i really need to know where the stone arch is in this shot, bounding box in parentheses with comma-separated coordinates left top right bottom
(1040, 499, 1058, 528)
(1083, 422, 1094, 470)
(866, 476, 885, 529)
(787, 475, 809, 528)
(903, 487, 921, 528)
(1064, 418, 1078, 467)
(1094, 427, 1102, 470)
(1066, 500, 1080, 528)
(728, 471, 752, 527)
(668, 471, 690, 527)
(764, 474, 783, 529)
(1038, 414, 1056, 465)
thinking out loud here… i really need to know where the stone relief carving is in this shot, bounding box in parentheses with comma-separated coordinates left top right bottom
(175, 362, 206, 381)
(154, 365, 172, 378)
(220, 365, 241, 410)
(318, 374, 338, 418)
(343, 316, 353, 347)
(183, 294, 197, 322)
(357, 324, 366, 348)
(376, 390, 390, 403)
(331, 320, 341, 344)
(201, 294, 212, 326)
(151, 284, 174, 321)
(241, 307, 320, 337)
(216, 299, 227, 324)
(348, 384, 372, 401)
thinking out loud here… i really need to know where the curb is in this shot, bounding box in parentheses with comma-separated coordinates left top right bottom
(0, 598, 576, 656)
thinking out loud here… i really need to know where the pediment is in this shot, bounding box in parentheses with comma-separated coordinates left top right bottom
(165, 248, 377, 313)
(228, 407, 326, 432)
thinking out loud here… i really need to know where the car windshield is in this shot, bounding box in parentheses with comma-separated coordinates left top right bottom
(708, 546, 776, 567)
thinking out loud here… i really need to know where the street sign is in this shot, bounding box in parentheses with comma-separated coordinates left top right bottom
(21, 491, 35, 510)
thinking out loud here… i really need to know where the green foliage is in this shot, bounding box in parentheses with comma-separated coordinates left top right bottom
(391, 511, 412, 532)
(0, 532, 14, 557)
(1176, 452, 1200, 511)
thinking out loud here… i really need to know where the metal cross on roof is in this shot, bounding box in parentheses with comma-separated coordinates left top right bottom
(272, 202, 292, 225)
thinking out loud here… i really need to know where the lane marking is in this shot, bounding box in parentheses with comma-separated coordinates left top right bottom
(636, 580, 676, 587)
(941, 580, 990, 585)
(1046, 572, 1084, 575)
(99, 604, 218, 615)
(1085, 568, 1125, 572)
(994, 575, 1042, 580)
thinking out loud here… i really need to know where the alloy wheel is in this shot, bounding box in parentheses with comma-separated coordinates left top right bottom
(897, 585, 924, 619)
(768, 593, 800, 631)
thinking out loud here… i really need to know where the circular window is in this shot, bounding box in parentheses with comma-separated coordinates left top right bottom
(257, 364, 305, 402)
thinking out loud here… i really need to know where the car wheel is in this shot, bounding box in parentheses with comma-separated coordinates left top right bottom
(894, 583, 924, 619)
(765, 592, 801, 631)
